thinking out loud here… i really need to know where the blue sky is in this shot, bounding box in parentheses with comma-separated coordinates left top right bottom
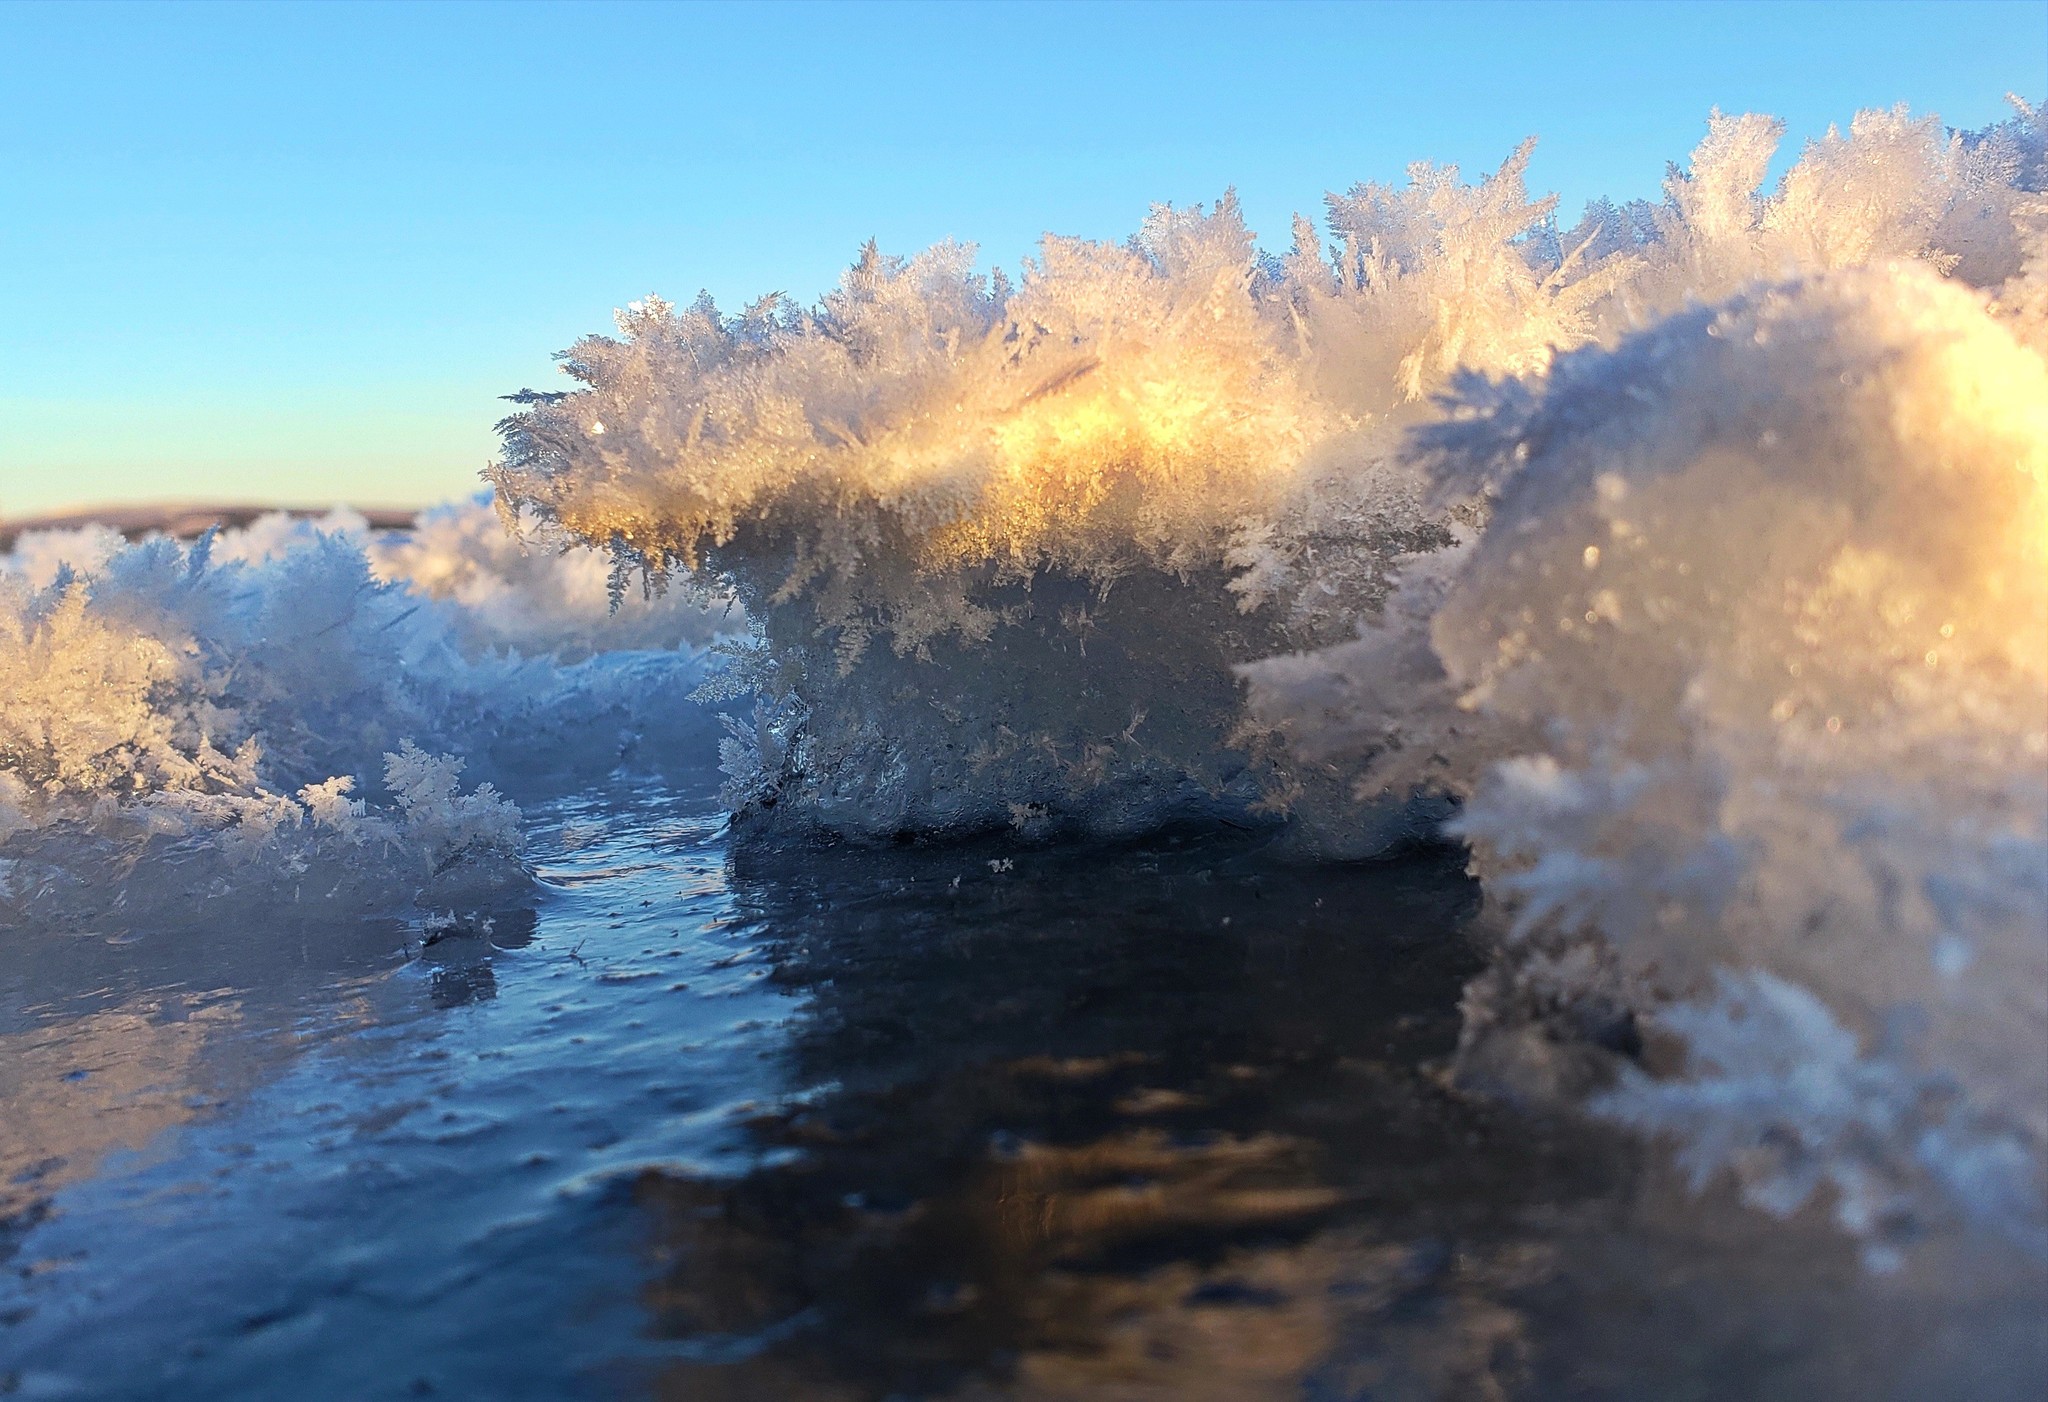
(1, 0, 2042, 516)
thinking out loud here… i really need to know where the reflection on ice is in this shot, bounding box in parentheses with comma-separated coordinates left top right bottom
(627, 835, 1592, 1398)
(0, 785, 785, 1399)
(627, 833, 2046, 1401)
(0, 999, 240, 1227)
(0, 786, 2041, 1397)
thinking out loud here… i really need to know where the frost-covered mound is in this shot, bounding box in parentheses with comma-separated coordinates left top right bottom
(5, 494, 738, 661)
(492, 100, 2043, 846)
(369, 494, 740, 661)
(1246, 262, 2048, 1263)
(0, 502, 732, 930)
(493, 211, 1383, 844)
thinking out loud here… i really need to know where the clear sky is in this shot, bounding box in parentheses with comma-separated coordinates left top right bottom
(1, 0, 2042, 517)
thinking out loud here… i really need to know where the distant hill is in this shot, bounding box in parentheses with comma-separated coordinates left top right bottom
(0, 504, 418, 553)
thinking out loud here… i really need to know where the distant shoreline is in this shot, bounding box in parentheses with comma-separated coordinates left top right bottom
(0, 504, 419, 553)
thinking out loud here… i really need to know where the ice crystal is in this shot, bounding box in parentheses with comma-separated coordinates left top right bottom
(495, 101, 2043, 851)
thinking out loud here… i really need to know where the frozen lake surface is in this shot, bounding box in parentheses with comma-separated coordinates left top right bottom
(2, 779, 2041, 1399)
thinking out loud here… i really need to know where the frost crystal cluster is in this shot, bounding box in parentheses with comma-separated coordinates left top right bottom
(0, 499, 729, 929)
(1280, 264, 2043, 1264)
(492, 99, 2048, 1258)
(493, 101, 2043, 847)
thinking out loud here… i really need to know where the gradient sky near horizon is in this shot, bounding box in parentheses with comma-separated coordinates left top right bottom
(1, 0, 2043, 517)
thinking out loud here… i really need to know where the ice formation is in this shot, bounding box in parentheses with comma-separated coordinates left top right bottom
(1246, 258, 2048, 1260)
(492, 100, 2044, 846)
(487, 98, 2047, 1257)
(369, 494, 740, 661)
(0, 498, 731, 930)
(1239, 108, 2048, 1263)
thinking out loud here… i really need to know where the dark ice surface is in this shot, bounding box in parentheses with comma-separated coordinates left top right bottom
(2, 781, 2042, 1399)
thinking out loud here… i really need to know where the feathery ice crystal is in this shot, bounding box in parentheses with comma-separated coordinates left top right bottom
(0, 497, 733, 929)
(1247, 261, 2048, 1261)
(493, 100, 2044, 850)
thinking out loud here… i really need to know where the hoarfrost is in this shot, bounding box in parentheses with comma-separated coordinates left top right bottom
(0, 498, 732, 928)
(493, 100, 2044, 850)
(1249, 262, 2048, 1257)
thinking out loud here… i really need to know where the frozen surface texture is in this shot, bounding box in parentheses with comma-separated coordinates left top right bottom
(4, 809, 2040, 1399)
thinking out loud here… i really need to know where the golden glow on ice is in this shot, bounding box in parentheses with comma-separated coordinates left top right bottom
(1885, 287, 2048, 677)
